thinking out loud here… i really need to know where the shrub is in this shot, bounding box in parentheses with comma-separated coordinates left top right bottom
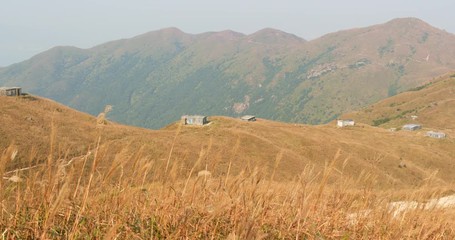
(373, 117, 391, 126)
(408, 82, 432, 92)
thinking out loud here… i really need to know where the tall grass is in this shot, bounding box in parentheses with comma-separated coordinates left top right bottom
(1, 133, 454, 239)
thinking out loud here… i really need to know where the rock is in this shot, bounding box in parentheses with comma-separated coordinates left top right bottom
(197, 170, 212, 177)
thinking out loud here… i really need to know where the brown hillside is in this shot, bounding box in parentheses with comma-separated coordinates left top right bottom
(2, 95, 455, 190)
(293, 18, 455, 123)
(344, 72, 455, 135)
(0, 95, 175, 171)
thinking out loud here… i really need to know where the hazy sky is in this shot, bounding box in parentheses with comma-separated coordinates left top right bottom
(1, 0, 454, 67)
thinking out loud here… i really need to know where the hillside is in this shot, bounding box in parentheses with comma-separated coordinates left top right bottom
(2, 94, 455, 238)
(2, 94, 455, 189)
(1, 18, 455, 129)
(344, 72, 455, 135)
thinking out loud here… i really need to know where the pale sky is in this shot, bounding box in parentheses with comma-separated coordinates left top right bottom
(1, 0, 454, 67)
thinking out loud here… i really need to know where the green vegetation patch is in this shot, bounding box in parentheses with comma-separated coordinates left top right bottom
(388, 84, 398, 97)
(373, 117, 391, 126)
(372, 108, 416, 126)
(408, 82, 433, 92)
(419, 32, 429, 43)
(378, 38, 395, 57)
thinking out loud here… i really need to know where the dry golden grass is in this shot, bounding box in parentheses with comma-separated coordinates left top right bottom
(2, 94, 455, 187)
(1, 137, 454, 239)
(344, 72, 455, 134)
(2, 84, 455, 238)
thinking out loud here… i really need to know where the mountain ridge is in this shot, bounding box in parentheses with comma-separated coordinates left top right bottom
(1, 17, 455, 128)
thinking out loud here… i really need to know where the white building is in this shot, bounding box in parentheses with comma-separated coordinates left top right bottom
(240, 115, 256, 121)
(181, 115, 208, 126)
(0, 87, 22, 96)
(337, 119, 355, 127)
(426, 131, 446, 139)
(402, 124, 421, 131)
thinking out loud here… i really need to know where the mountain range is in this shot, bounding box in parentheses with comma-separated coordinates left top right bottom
(1, 17, 455, 128)
(1, 73, 455, 188)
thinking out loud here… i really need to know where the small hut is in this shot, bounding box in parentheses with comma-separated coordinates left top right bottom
(337, 119, 355, 127)
(402, 124, 421, 131)
(0, 87, 22, 96)
(426, 131, 446, 139)
(240, 115, 256, 122)
(181, 115, 208, 126)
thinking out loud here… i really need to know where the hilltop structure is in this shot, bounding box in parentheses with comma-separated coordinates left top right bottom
(241, 115, 256, 122)
(181, 115, 208, 126)
(337, 119, 355, 127)
(0, 87, 22, 96)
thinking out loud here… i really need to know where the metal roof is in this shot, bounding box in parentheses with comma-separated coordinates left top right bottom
(426, 131, 445, 136)
(184, 115, 206, 118)
(403, 124, 421, 128)
(241, 115, 256, 120)
(0, 87, 21, 90)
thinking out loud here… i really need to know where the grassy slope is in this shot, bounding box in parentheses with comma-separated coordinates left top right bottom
(2, 93, 455, 238)
(2, 94, 455, 190)
(344, 72, 455, 134)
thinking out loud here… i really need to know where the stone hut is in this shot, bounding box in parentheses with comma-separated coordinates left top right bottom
(240, 115, 256, 122)
(0, 87, 22, 96)
(337, 119, 355, 127)
(402, 124, 421, 131)
(426, 131, 446, 139)
(181, 115, 208, 126)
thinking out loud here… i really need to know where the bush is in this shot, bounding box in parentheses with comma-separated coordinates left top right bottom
(373, 117, 391, 126)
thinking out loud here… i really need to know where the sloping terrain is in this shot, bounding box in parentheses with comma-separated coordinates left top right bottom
(2, 93, 455, 189)
(344, 72, 455, 135)
(1, 18, 455, 128)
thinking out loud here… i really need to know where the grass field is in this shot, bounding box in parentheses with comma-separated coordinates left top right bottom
(2, 138, 455, 239)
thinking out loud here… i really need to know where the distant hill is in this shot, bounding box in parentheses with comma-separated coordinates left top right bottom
(1, 18, 455, 128)
(343, 72, 455, 135)
(2, 94, 455, 189)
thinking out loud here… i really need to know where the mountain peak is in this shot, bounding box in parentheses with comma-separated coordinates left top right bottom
(157, 27, 185, 34)
(387, 17, 427, 24)
(383, 17, 434, 30)
(151, 27, 187, 37)
(132, 27, 188, 41)
(247, 28, 305, 44)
